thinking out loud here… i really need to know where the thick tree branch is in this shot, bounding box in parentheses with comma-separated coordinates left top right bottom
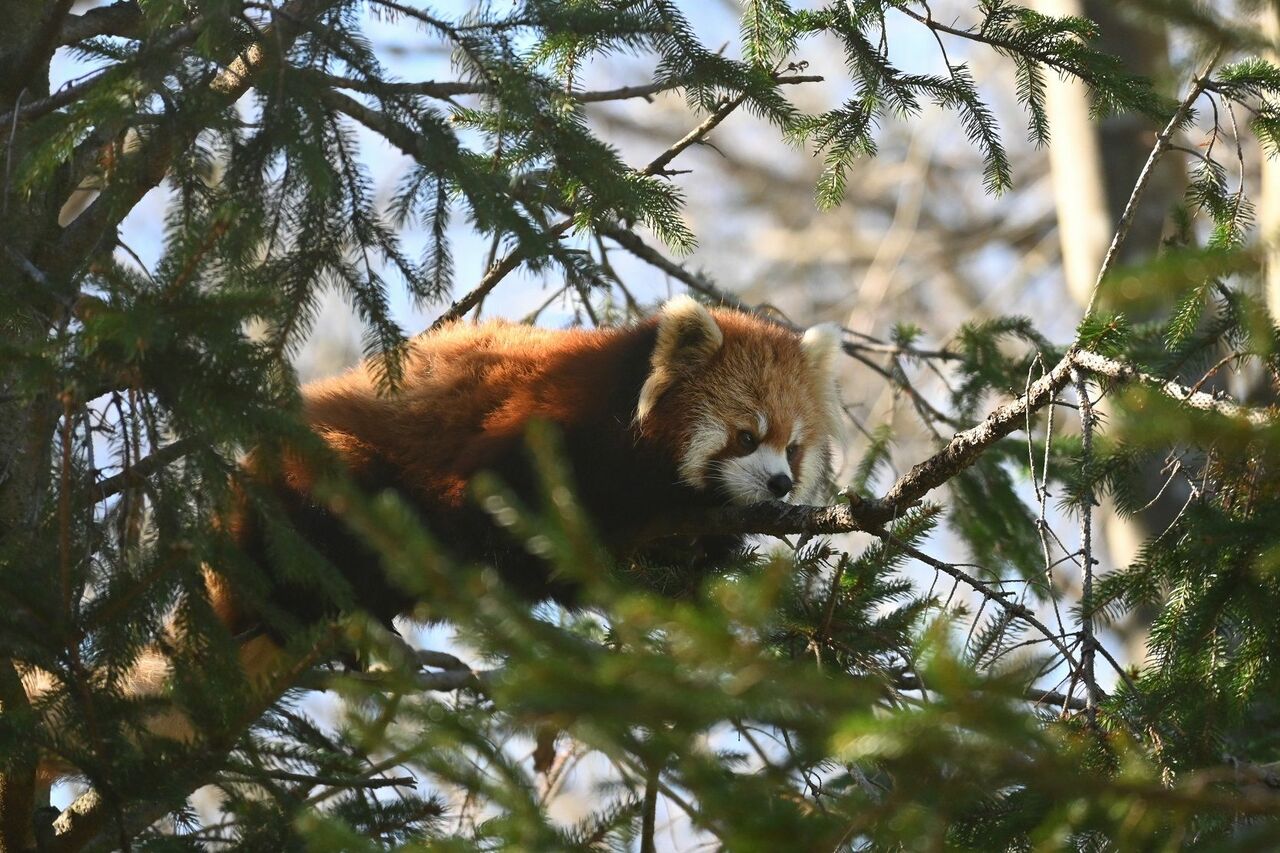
(0, 21, 204, 128)
(58, 2, 144, 46)
(0, 0, 75, 106)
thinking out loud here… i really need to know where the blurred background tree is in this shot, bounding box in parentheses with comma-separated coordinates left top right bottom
(6, 0, 1280, 850)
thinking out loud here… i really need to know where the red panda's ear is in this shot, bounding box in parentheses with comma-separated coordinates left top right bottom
(801, 323, 841, 380)
(802, 324, 843, 432)
(637, 295, 723, 423)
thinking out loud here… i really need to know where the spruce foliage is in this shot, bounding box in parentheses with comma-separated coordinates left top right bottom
(6, 1, 1280, 850)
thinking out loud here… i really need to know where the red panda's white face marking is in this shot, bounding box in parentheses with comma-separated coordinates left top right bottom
(638, 297, 841, 506)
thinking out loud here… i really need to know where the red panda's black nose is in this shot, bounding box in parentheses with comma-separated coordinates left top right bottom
(767, 474, 793, 499)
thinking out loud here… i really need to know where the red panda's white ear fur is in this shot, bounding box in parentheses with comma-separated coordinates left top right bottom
(802, 323, 843, 430)
(637, 295, 724, 423)
(801, 323, 841, 377)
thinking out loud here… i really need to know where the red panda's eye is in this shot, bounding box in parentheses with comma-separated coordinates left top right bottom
(737, 430, 758, 452)
(786, 443, 799, 461)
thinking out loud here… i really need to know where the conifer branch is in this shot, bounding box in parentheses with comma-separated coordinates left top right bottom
(316, 72, 824, 103)
(1072, 349, 1273, 423)
(220, 769, 417, 790)
(52, 0, 330, 284)
(420, 76, 794, 330)
(894, 673, 1089, 712)
(651, 503, 1085, 674)
(0, 21, 205, 128)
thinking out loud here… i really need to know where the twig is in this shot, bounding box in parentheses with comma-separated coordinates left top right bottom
(641, 91, 748, 176)
(1073, 368, 1100, 721)
(1084, 53, 1221, 317)
(883, 534, 1083, 675)
(429, 217, 575, 332)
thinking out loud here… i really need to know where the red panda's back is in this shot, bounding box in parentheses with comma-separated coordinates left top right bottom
(300, 320, 650, 507)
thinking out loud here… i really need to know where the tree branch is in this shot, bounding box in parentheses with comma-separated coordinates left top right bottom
(1, 0, 76, 106)
(316, 71, 823, 104)
(894, 672, 1089, 712)
(90, 437, 199, 505)
(57, 2, 143, 46)
(643, 498, 895, 541)
(0, 21, 204, 128)
(220, 769, 416, 790)
(1072, 349, 1273, 424)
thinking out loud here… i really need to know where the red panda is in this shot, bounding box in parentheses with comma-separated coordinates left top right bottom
(27, 296, 841, 784)
(214, 294, 841, 634)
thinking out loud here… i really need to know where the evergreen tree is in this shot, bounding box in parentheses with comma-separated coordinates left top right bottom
(4, 1, 1280, 850)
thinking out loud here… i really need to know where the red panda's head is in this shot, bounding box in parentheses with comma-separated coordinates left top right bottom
(635, 296, 840, 505)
